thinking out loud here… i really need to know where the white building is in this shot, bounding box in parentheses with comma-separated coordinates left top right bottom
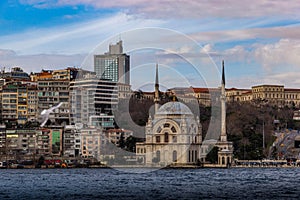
(136, 64, 202, 167)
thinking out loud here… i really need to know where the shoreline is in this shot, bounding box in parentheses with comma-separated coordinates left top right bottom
(2, 163, 300, 169)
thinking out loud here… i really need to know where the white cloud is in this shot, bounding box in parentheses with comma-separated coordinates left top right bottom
(189, 26, 300, 44)
(0, 49, 86, 73)
(254, 39, 300, 71)
(20, 0, 300, 19)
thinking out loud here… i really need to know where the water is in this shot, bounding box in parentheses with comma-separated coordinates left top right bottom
(0, 168, 299, 199)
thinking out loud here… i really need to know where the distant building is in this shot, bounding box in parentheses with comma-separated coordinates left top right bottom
(5, 129, 37, 159)
(89, 115, 115, 130)
(80, 126, 102, 160)
(49, 128, 63, 156)
(70, 73, 118, 126)
(225, 88, 251, 102)
(118, 83, 131, 99)
(37, 79, 70, 125)
(94, 40, 130, 84)
(105, 128, 133, 147)
(36, 128, 51, 156)
(0, 67, 29, 81)
(252, 85, 285, 105)
(1, 82, 36, 125)
(63, 125, 79, 158)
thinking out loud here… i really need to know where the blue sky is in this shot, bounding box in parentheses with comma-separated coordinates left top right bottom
(1, 0, 300, 89)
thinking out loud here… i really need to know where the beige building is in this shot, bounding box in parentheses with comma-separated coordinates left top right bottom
(36, 128, 51, 156)
(225, 88, 251, 102)
(37, 79, 70, 125)
(105, 128, 133, 147)
(118, 83, 131, 99)
(1, 82, 34, 125)
(252, 85, 285, 104)
(80, 127, 102, 161)
(224, 84, 300, 107)
(136, 101, 203, 166)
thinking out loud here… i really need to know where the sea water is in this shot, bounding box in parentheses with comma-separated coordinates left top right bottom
(0, 168, 299, 199)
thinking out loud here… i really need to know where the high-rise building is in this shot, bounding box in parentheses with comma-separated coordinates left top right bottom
(70, 72, 118, 127)
(94, 40, 130, 84)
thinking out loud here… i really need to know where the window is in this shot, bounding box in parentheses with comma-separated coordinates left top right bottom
(164, 132, 169, 143)
(173, 151, 177, 162)
(156, 136, 160, 143)
(173, 136, 177, 143)
(163, 123, 170, 128)
(157, 126, 162, 133)
(171, 126, 177, 133)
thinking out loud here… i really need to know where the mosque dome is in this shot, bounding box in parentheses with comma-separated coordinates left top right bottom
(156, 101, 193, 116)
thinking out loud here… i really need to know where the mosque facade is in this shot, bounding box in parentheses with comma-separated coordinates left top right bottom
(135, 62, 233, 167)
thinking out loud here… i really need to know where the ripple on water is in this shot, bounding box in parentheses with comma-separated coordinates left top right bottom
(0, 168, 300, 199)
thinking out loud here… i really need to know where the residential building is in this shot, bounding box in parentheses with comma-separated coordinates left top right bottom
(70, 73, 118, 126)
(5, 129, 37, 159)
(63, 125, 77, 158)
(52, 67, 79, 81)
(0, 67, 29, 80)
(36, 128, 51, 156)
(105, 128, 133, 147)
(89, 115, 115, 129)
(118, 83, 131, 99)
(27, 85, 38, 121)
(80, 127, 102, 160)
(1, 82, 37, 125)
(0, 125, 6, 158)
(37, 79, 70, 125)
(49, 128, 63, 156)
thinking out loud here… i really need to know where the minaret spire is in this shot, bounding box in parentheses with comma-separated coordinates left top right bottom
(220, 60, 227, 142)
(154, 63, 160, 113)
(222, 60, 225, 86)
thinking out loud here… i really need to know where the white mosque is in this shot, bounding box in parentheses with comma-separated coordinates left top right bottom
(135, 62, 233, 167)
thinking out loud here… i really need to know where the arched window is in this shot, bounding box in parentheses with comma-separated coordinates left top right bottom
(164, 132, 169, 143)
(173, 151, 177, 162)
(171, 126, 177, 133)
(157, 126, 162, 133)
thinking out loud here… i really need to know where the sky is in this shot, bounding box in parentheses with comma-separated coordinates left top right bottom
(1, 0, 300, 89)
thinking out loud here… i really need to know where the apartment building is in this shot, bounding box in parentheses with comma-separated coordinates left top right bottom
(1, 82, 32, 125)
(70, 73, 118, 126)
(80, 127, 102, 160)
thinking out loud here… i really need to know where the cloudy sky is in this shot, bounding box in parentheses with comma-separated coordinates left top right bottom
(1, 0, 300, 89)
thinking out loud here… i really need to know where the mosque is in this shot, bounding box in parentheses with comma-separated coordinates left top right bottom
(135, 62, 233, 167)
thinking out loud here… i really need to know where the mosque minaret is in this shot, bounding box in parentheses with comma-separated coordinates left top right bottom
(220, 60, 227, 142)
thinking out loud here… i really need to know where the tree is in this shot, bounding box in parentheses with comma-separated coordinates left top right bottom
(118, 132, 125, 149)
(206, 146, 218, 164)
(124, 136, 137, 152)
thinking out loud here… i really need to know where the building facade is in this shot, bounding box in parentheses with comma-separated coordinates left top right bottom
(70, 73, 118, 126)
(94, 40, 130, 84)
(136, 64, 203, 166)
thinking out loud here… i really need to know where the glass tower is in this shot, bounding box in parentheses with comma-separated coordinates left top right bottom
(94, 40, 130, 84)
